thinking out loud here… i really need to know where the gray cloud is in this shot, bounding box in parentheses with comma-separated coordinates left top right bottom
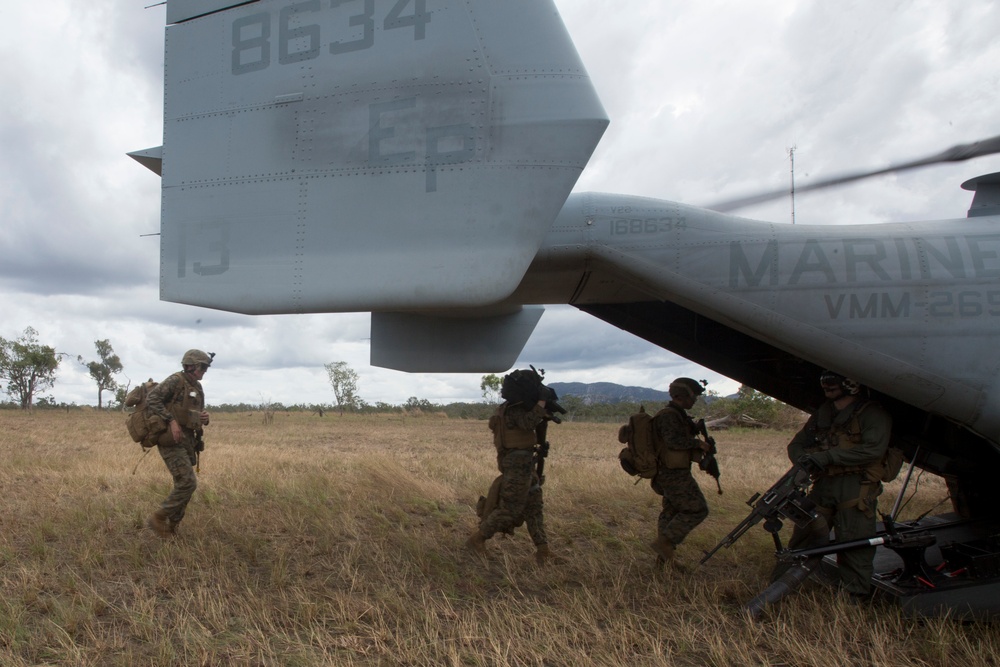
(1, 0, 998, 407)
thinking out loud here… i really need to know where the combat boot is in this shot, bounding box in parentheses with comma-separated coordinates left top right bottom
(147, 509, 173, 539)
(535, 543, 565, 566)
(649, 535, 675, 563)
(465, 529, 487, 555)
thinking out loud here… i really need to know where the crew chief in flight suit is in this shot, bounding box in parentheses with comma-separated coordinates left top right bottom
(771, 371, 892, 599)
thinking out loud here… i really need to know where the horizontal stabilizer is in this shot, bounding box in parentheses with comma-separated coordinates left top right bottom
(370, 307, 544, 373)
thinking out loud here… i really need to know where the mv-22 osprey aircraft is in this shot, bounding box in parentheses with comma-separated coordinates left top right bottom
(131, 0, 1000, 617)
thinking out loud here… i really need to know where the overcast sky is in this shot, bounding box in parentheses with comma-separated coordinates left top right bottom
(2, 1, 999, 408)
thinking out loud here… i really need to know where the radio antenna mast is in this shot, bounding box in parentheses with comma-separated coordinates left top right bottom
(788, 145, 797, 224)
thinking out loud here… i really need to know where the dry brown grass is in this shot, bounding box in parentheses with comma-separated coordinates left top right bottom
(0, 410, 991, 666)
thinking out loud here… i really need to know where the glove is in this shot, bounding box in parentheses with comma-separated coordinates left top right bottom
(797, 454, 824, 475)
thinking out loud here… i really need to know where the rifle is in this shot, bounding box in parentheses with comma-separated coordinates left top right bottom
(189, 409, 207, 472)
(534, 418, 554, 487)
(695, 419, 723, 494)
(700, 465, 816, 565)
(193, 429, 205, 473)
(540, 381, 567, 425)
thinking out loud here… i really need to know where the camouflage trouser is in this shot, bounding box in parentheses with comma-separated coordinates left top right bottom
(479, 448, 547, 546)
(156, 438, 198, 525)
(655, 467, 708, 546)
(770, 473, 878, 595)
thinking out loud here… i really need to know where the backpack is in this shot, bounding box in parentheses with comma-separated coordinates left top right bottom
(125, 380, 159, 447)
(476, 474, 520, 535)
(617, 406, 659, 479)
(501, 368, 543, 405)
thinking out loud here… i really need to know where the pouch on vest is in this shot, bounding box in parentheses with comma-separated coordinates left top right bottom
(661, 447, 695, 469)
(881, 446, 905, 482)
(617, 406, 658, 479)
(477, 475, 503, 522)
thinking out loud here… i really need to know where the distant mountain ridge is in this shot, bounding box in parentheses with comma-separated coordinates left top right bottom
(549, 382, 670, 405)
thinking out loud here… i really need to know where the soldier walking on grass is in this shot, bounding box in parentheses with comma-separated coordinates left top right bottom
(145, 349, 213, 538)
(649, 377, 712, 567)
(467, 368, 563, 565)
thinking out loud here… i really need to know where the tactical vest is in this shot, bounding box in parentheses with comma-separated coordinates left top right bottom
(808, 400, 884, 481)
(490, 404, 537, 452)
(166, 372, 205, 431)
(656, 405, 703, 470)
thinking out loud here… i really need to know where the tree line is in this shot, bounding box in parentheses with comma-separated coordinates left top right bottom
(196, 371, 803, 430)
(0, 331, 802, 428)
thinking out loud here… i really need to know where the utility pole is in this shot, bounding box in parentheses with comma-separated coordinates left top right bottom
(787, 145, 797, 224)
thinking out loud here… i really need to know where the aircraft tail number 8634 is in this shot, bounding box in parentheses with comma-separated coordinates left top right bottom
(232, 0, 431, 75)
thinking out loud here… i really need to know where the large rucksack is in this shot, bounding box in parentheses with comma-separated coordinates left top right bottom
(501, 368, 543, 405)
(617, 406, 659, 479)
(124, 379, 159, 447)
(475, 474, 517, 535)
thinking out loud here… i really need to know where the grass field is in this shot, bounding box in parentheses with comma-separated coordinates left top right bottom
(0, 410, 992, 666)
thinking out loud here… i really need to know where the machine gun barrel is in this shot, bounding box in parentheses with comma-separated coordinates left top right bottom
(699, 506, 761, 565)
(700, 465, 815, 565)
(775, 530, 937, 564)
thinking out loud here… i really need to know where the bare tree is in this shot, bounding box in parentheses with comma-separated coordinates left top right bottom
(324, 361, 360, 415)
(259, 394, 275, 425)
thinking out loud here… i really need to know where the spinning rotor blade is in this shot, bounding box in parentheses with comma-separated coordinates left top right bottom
(707, 133, 1000, 213)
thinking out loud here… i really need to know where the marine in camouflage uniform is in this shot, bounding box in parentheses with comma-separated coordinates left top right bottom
(649, 377, 711, 565)
(771, 371, 892, 598)
(145, 349, 213, 538)
(467, 398, 555, 564)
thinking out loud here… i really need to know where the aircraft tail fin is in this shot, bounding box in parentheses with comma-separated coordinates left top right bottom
(152, 0, 607, 315)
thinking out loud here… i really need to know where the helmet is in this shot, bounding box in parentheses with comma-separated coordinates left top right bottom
(669, 377, 705, 399)
(819, 370, 860, 395)
(181, 349, 214, 367)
